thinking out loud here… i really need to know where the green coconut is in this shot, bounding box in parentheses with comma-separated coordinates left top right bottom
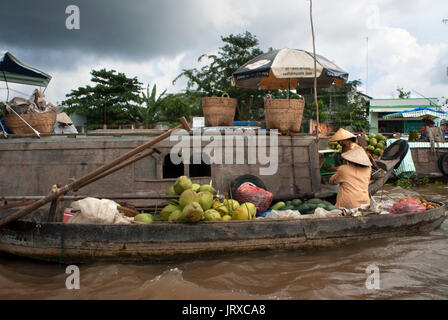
(134, 213, 154, 223)
(166, 186, 177, 196)
(369, 138, 378, 147)
(367, 145, 375, 152)
(160, 204, 180, 221)
(222, 215, 232, 221)
(224, 199, 240, 211)
(179, 189, 199, 209)
(173, 176, 192, 195)
(204, 209, 222, 221)
(199, 184, 217, 195)
(231, 207, 250, 220)
(240, 202, 256, 219)
(168, 210, 183, 222)
(213, 200, 229, 216)
(374, 148, 382, 155)
(191, 184, 201, 192)
(181, 202, 204, 222)
(198, 191, 214, 211)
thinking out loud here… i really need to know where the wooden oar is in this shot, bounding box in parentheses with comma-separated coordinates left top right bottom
(73, 148, 161, 191)
(0, 117, 191, 227)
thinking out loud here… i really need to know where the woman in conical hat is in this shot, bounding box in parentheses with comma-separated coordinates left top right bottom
(327, 128, 361, 172)
(330, 128, 359, 152)
(329, 147, 372, 209)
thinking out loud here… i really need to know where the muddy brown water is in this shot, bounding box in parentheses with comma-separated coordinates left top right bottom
(0, 185, 447, 300)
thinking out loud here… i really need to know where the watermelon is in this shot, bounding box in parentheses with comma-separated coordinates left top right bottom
(298, 204, 309, 212)
(306, 198, 322, 204)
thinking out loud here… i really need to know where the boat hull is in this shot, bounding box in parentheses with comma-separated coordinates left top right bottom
(0, 205, 446, 263)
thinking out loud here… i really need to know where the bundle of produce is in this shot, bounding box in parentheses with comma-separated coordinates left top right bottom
(389, 196, 426, 214)
(364, 133, 387, 159)
(236, 184, 273, 216)
(160, 175, 256, 222)
(212, 198, 256, 220)
(160, 176, 216, 222)
(328, 141, 342, 152)
(402, 197, 441, 210)
(270, 198, 337, 215)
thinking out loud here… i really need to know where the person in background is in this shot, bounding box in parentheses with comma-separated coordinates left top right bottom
(419, 117, 434, 141)
(327, 128, 361, 171)
(54, 112, 78, 134)
(329, 147, 372, 209)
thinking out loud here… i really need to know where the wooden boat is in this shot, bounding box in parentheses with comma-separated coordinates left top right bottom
(0, 204, 445, 263)
(0, 121, 422, 263)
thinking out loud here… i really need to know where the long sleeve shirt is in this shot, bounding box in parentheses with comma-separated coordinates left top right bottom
(329, 163, 371, 208)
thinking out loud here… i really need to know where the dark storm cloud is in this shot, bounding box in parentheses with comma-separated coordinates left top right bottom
(0, 0, 218, 68)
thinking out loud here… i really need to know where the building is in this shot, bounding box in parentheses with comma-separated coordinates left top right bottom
(369, 97, 441, 134)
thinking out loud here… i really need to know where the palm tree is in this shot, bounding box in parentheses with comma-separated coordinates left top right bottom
(139, 84, 166, 128)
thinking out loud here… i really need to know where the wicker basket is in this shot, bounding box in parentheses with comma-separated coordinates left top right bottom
(264, 95, 305, 133)
(201, 93, 237, 127)
(3, 111, 57, 134)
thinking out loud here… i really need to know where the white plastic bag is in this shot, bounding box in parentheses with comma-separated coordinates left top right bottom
(265, 210, 302, 219)
(68, 197, 132, 224)
(313, 207, 343, 218)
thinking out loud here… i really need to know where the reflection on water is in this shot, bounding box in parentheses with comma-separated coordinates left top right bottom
(1, 185, 447, 300)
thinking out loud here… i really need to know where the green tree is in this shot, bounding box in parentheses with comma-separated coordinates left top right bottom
(298, 80, 369, 132)
(157, 92, 202, 127)
(63, 69, 143, 129)
(397, 87, 411, 99)
(174, 31, 268, 120)
(138, 84, 167, 128)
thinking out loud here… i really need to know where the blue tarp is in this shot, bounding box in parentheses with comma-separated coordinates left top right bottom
(383, 107, 448, 120)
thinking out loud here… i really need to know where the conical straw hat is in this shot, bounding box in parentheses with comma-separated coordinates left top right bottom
(56, 112, 73, 124)
(330, 128, 356, 142)
(341, 147, 371, 167)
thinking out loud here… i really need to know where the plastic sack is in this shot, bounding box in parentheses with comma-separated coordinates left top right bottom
(265, 210, 302, 219)
(236, 184, 274, 216)
(68, 197, 132, 224)
(389, 196, 426, 214)
(313, 207, 343, 218)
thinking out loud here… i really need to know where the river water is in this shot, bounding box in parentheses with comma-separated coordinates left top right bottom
(0, 185, 447, 300)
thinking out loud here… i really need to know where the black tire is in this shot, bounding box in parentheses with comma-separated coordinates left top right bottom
(380, 140, 409, 169)
(230, 174, 266, 198)
(438, 153, 448, 176)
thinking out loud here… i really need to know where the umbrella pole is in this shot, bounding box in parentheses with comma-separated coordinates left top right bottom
(309, 0, 320, 140)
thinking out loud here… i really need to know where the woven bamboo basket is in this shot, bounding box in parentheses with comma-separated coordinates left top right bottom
(3, 111, 57, 134)
(264, 95, 305, 133)
(201, 93, 237, 127)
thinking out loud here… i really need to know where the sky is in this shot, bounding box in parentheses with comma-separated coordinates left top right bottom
(0, 0, 447, 105)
